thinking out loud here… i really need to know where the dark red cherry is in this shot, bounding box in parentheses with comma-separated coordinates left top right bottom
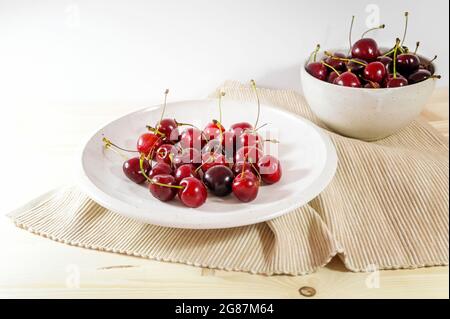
(385, 76, 408, 88)
(363, 61, 386, 83)
(237, 132, 262, 150)
(327, 72, 339, 83)
(156, 118, 179, 143)
(377, 56, 393, 73)
(396, 53, 420, 75)
(351, 38, 380, 62)
(174, 164, 199, 184)
(235, 146, 263, 164)
(136, 133, 162, 157)
(257, 155, 282, 184)
(232, 172, 259, 202)
(334, 71, 361, 88)
(179, 127, 205, 150)
(347, 58, 367, 74)
(200, 152, 228, 173)
(149, 174, 177, 202)
(172, 148, 201, 168)
(408, 69, 433, 84)
(325, 52, 347, 71)
(155, 144, 177, 165)
(232, 162, 257, 177)
(306, 62, 328, 81)
(203, 165, 234, 197)
(178, 177, 208, 208)
(229, 122, 253, 137)
(148, 162, 172, 179)
(122, 157, 150, 184)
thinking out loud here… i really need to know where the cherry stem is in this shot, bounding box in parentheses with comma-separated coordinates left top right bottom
(324, 51, 367, 66)
(401, 12, 409, 47)
(250, 79, 261, 130)
(414, 41, 420, 55)
(393, 38, 401, 79)
(361, 24, 385, 38)
(431, 75, 442, 80)
(217, 90, 225, 143)
(348, 16, 355, 55)
(309, 44, 321, 63)
(139, 155, 184, 189)
(195, 155, 214, 174)
(264, 139, 280, 144)
(102, 137, 129, 161)
(424, 55, 438, 68)
(155, 89, 169, 135)
(102, 137, 138, 153)
(321, 61, 341, 76)
(146, 125, 166, 137)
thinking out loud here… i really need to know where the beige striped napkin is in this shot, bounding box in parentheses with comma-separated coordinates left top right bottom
(8, 81, 449, 275)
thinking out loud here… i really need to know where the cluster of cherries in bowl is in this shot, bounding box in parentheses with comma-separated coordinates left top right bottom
(306, 12, 440, 88)
(103, 83, 282, 209)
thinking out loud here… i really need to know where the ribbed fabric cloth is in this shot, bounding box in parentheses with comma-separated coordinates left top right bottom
(8, 81, 449, 275)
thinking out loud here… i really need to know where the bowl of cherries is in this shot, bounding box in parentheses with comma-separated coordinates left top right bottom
(300, 12, 441, 141)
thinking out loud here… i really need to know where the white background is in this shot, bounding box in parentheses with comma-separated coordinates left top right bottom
(0, 0, 448, 107)
(0, 0, 448, 212)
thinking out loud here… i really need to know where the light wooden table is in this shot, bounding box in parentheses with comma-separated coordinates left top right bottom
(0, 89, 448, 299)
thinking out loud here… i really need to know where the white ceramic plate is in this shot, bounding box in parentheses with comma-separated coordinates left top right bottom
(78, 99, 337, 229)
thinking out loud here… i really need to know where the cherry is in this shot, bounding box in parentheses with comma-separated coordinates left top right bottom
(148, 162, 172, 179)
(178, 177, 208, 208)
(347, 58, 368, 74)
(155, 118, 179, 143)
(334, 71, 361, 88)
(229, 122, 253, 137)
(385, 76, 408, 88)
(137, 133, 162, 157)
(172, 148, 201, 168)
(408, 69, 441, 85)
(327, 71, 339, 83)
(257, 155, 282, 185)
(123, 157, 150, 184)
(364, 81, 381, 89)
(396, 53, 420, 75)
(237, 132, 262, 150)
(149, 174, 178, 202)
(325, 52, 347, 71)
(232, 172, 259, 202)
(200, 152, 228, 173)
(174, 164, 199, 184)
(179, 127, 206, 150)
(363, 61, 386, 83)
(235, 146, 263, 164)
(351, 38, 380, 62)
(377, 56, 393, 73)
(203, 165, 234, 197)
(155, 143, 177, 165)
(232, 162, 257, 177)
(203, 120, 225, 141)
(306, 62, 328, 81)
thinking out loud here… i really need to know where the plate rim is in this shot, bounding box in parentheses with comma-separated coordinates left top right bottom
(77, 99, 338, 229)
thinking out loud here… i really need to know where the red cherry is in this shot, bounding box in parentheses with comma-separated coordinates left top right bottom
(149, 174, 178, 202)
(174, 164, 199, 184)
(155, 118, 179, 144)
(148, 162, 172, 179)
(351, 38, 380, 62)
(136, 133, 162, 157)
(237, 132, 262, 150)
(363, 61, 386, 83)
(232, 162, 257, 177)
(327, 72, 339, 83)
(200, 153, 228, 173)
(306, 62, 328, 81)
(203, 120, 225, 141)
(334, 71, 361, 88)
(385, 76, 408, 88)
(178, 177, 208, 208)
(257, 155, 282, 184)
(235, 146, 263, 164)
(325, 52, 347, 71)
(155, 144, 177, 165)
(229, 122, 253, 137)
(232, 172, 259, 202)
(122, 157, 150, 184)
(172, 148, 201, 168)
(179, 127, 205, 150)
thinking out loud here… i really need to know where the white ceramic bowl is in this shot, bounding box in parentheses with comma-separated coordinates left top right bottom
(300, 49, 438, 141)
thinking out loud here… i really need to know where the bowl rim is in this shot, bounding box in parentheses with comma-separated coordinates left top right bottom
(302, 46, 439, 91)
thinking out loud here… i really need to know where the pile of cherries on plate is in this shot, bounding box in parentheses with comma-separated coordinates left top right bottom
(306, 12, 440, 88)
(103, 82, 282, 209)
